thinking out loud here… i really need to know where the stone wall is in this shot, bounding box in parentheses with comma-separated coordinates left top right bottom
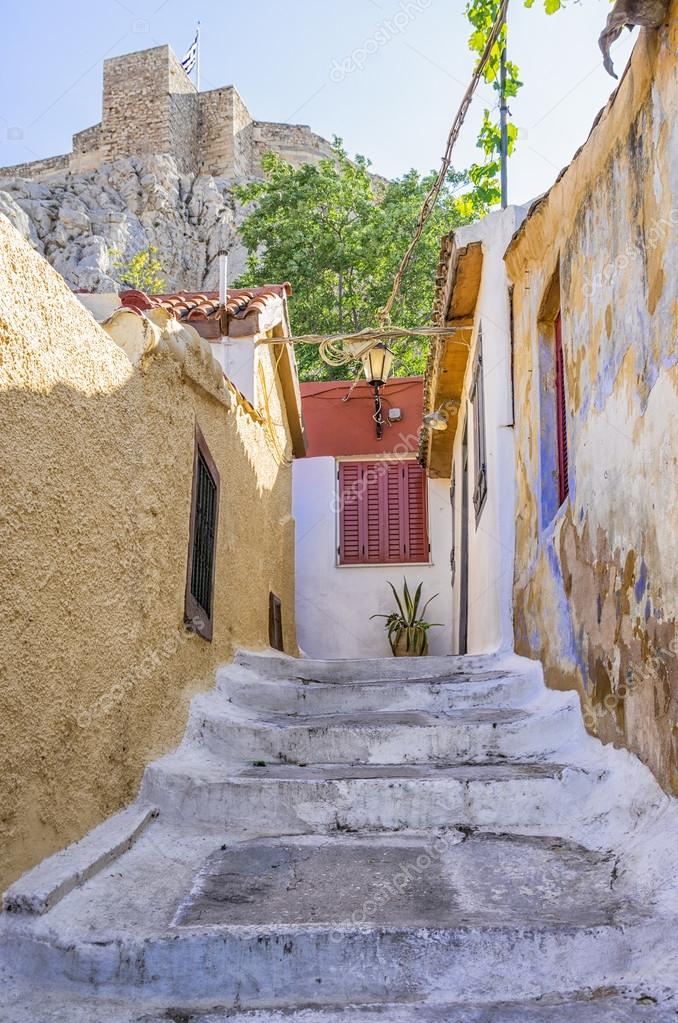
(71, 124, 105, 174)
(0, 153, 70, 179)
(252, 121, 335, 172)
(72, 123, 103, 154)
(100, 45, 199, 173)
(0, 214, 298, 889)
(505, 17, 678, 794)
(199, 86, 254, 180)
(0, 44, 335, 183)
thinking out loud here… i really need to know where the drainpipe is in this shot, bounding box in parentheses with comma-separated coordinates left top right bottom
(218, 249, 229, 336)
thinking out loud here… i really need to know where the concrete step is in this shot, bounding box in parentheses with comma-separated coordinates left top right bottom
(1, 973, 675, 1023)
(233, 649, 540, 685)
(1, 985, 676, 1023)
(0, 832, 656, 1006)
(2, 650, 676, 1019)
(216, 664, 544, 717)
(186, 696, 585, 765)
(141, 748, 604, 834)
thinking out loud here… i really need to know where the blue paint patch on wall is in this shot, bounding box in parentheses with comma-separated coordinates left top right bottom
(543, 535, 582, 670)
(635, 559, 648, 603)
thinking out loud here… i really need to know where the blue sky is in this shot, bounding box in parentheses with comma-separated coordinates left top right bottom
(0, 1, 636, 205)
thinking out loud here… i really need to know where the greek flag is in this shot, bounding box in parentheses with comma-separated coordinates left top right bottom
(181, 32, 198, 76)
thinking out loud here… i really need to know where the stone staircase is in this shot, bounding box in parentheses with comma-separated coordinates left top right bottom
(1, 651, 677, 1022)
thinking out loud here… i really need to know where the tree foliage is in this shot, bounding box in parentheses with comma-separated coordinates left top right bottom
(113, 244, 165, 294)
(236, 4, 569, 381)
(465, 0, 565, 200)
(235, 141, 488, 380)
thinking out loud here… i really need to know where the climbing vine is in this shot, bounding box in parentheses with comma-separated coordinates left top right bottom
(465, 0, 564, 202)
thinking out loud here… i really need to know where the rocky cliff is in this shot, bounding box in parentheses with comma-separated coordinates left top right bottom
(0, 154, 248, 293)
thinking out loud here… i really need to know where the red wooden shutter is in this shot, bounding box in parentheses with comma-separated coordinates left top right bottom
(363, 462, 386, 562)
(403, 461, 429, 563)
(384, 461, 404, 562)
(338, 459, 429, 565)
(338, 461, 363, 564)
(555, 313, 569, 505)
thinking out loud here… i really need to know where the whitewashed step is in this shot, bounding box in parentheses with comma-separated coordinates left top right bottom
(233, 650, 538, 685)
(1, 981, 675, 1023)
(186, 696, 584, 765)
(2, 649, 676, 1020)
(0, 832, 657, 1006)
(216, 664, 544, 716)
(141, 749, 606, 834)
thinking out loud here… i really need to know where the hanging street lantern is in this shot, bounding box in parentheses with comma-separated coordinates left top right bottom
(361, 342, 394, 441)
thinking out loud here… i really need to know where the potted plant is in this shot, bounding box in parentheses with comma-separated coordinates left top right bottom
(371, 579, 441, 657)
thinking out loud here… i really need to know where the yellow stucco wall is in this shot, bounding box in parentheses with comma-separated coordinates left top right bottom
(0, 216, 297, 889)
(505, 16, 677, 793)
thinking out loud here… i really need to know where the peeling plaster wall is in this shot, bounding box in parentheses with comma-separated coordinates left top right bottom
(505, 17, 678, 793)
(0, 215, 297, 889)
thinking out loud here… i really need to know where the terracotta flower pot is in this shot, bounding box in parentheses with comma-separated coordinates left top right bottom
(393, 630, 429, 657)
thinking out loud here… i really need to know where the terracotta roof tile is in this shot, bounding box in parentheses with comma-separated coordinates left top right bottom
(119, 285, 292, 339)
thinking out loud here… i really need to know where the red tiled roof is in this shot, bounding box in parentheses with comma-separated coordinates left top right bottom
(119, 285, 292, 340)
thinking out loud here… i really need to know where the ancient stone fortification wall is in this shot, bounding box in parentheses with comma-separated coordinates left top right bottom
(252, 122, 335, 172)
(1, 153, 71, 179)
(101, 45, 199, 173)
(0, 45, 335, 182)
(505, 17, 678, 794)
(199, 86, 254, 180)
(0, 215, 297, 889)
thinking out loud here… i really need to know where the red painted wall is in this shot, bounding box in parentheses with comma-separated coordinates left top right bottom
(300, 377, 424, 457)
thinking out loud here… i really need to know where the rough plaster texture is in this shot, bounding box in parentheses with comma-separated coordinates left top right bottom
(505, 16, 678, 793)
(0, 215, 297, 890)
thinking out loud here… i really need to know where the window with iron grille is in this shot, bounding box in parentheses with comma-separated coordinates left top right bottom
(470, 328, 488, 522)
(337, 459, 429, 566)
(185, 426, 220, 641)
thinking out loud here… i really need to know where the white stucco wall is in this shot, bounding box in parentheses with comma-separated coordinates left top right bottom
(293, 455, 453, 659)
(448, 205, 529, 655)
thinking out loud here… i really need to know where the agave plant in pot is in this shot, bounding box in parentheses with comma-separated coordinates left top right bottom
(371, 578, 441, 657)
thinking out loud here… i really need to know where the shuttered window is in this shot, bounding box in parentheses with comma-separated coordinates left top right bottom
(185, 426, 220, 641)
(554, 312, 569, 505)
(338, 459, 429, 565)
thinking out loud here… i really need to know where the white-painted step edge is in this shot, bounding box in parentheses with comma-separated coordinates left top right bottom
(2, 804, 158, 915)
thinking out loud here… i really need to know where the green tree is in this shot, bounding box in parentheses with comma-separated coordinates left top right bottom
(465, 0, 565, 200)
(235, 141, 486, 380)
(113, 245, 166, 294)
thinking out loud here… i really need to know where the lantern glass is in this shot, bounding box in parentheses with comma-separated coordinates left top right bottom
(362, 343, 394, 386)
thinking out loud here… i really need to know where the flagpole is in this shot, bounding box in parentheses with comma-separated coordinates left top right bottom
(196, 22, 201, 91)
